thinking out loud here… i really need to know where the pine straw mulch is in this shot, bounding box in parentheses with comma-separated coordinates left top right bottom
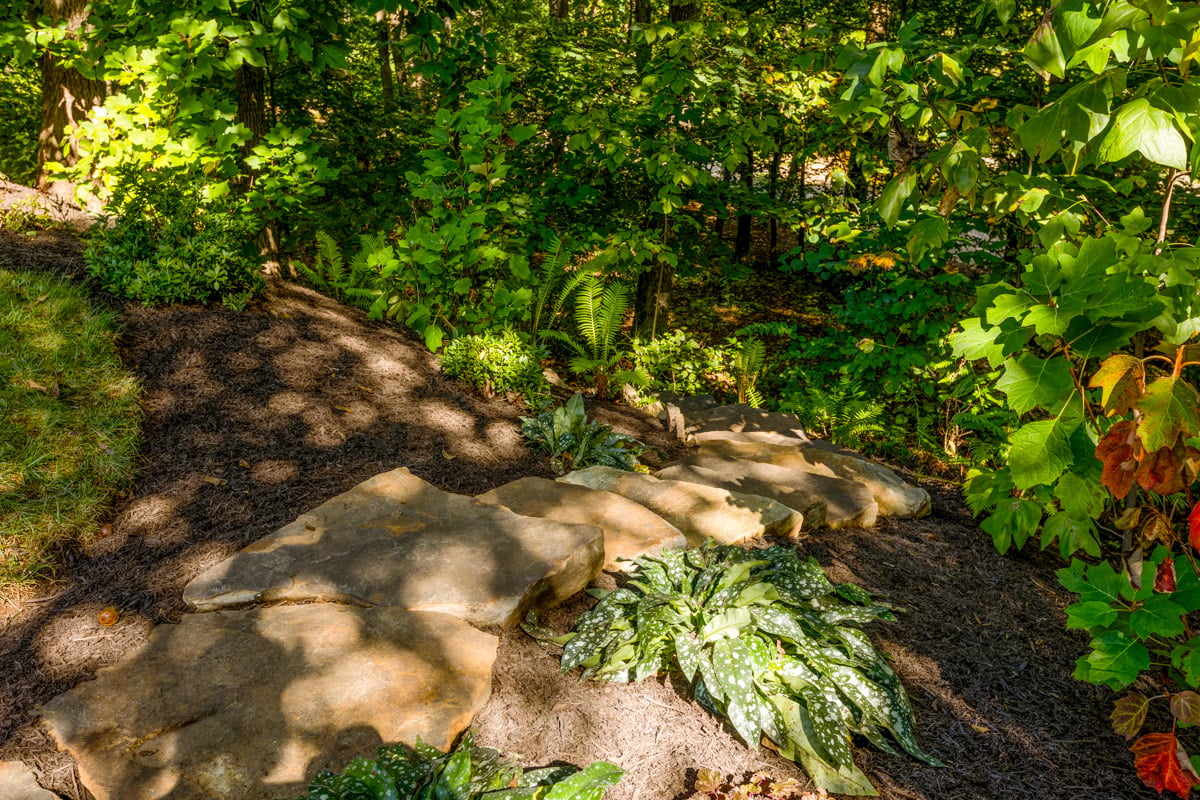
(0, 228, 1159, 800)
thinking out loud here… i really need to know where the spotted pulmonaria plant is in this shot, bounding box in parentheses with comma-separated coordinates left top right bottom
(556, 543, 943, 796)
(293, 734, 623, 800)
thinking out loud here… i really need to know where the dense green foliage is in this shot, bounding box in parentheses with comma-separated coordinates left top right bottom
(554, 543, 940, 796)
(520, 392, 645, 475)
(0, 265, 140, 589)
(292, 734, 623, 800)
(7, 0, 1200, 790)
(86, 169, 265, 308)
(441, 329, 549, 405)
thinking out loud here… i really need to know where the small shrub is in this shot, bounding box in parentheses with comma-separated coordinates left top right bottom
(86, 167, 265, 308)
(441, 329, 550, 406)
(292, 733, 623, 800)
(550, 543, 942, 796)
(520, 392, 645, 475)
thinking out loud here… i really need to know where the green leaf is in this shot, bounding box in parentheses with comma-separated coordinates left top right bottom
(1008, 417, 1081, 490)
(700, 607, 752, 643)
(1065, 600, 1119, 630)
(1135, 375, 1200, 452)
(1075, 632, 1150, 691)
(1024, 17, 1067, 79)
(877, 172, 916, 228)
(1054, 472, 1108, 518)
(980, 498, 1042, 554)
(542, 762, 624, 800)
(508, 124, 537, 143)
(949, 318, 1007, 368)
(1096, 98, 1189, 170)
(995, 354, 1076, 414)
(1128, 594, 1187, 639)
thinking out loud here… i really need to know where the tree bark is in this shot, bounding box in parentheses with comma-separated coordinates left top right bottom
(668, 0, 698, 22)
(734, 151, 754, 259)
(377, 10, 395, 111)
(36, 0, 104, 201)
(549, 0, 569, 20)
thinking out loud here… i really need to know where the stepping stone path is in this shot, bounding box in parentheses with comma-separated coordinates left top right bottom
(37, 397, 930, 800)
(0, 761, 57, 800)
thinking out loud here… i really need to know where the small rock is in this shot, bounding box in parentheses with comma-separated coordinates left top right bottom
(477, 477, 687, 570)
(698, 439, 931, 518)
(40, 605, 497, 800)
(558, 466, 802, 545)
(657, 455, 879, 529)
(183, 468, 604, 628)
(0, 761, 57, 800)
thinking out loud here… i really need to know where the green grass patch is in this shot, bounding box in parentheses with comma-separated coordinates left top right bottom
(0, 267, 140, 592)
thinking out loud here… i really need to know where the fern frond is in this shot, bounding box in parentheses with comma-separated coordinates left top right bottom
(593, 280, 630, 362)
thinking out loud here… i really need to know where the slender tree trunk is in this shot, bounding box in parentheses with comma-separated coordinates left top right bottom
(734, 151, 754, 259)
(377, 10, 395, 111)
(634, 218, 674, 340)
(236, 63, 280, 268)
(549, 0, 569, 20)
(767, 144, 783, 264)
(36, 0, 104, 202)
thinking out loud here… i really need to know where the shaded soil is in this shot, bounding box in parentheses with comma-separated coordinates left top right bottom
(0, 228, 1160, 800)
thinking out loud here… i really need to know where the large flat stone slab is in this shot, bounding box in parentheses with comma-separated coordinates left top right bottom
(657, 455, 879, 529)
(0, 761, 57, 800)
(183, 467, 604, 628)
(558, 466, 802, 545)
(698, 439, 931, 518)
(40, 605, 497, 800)
(477, 478, 687, 571)
(673, 402, 812, 445)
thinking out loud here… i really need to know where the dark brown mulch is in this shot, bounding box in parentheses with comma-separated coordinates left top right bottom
(0, 229, 1158, 800)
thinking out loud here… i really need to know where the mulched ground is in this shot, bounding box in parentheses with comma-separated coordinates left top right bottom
(0, 227, 1163, 800)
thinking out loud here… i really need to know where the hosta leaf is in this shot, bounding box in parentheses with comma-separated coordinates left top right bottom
(1112, 692, 1150, 739)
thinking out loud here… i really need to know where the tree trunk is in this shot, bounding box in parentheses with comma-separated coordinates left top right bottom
(236, 63, 280, 268)
(36, 0, 105, 201)
(865, 0, 895, 42)
(734, 151, 754, 259)
(767, 144, 783, 264)
(634, 248, 673, 340)
(668, 0, 698, 21)
(377, 10, 394, 111)
(549, 0, 569, 20)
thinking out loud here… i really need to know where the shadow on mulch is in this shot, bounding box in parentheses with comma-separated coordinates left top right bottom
(0, 228, 1158, 800)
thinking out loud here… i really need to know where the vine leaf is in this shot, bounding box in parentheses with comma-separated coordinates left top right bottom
(1131, 732, 1197, 799)
(1171, 692, 1200, 726)
(1136, 376, 1200, 453)
(1095, 420, 1138, 499)
(1088, 354, 1145, 415)
(1111, 693, 1149, 740)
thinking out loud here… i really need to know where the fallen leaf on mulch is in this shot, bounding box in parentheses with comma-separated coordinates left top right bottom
(201, 476, 227, 486)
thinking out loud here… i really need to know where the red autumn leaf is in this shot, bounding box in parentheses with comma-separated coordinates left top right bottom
(1156, 558, 1178, 594)
(1097, 420, 1139, 500)
(1089, 354, 1146, 416)
(1190, 501, 1200, 551)
(1137, 446, 1186, 495)
(1132, 732, 1197, 798)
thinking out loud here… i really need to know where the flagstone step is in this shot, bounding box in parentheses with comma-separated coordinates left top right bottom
(40, 605, 497, 800)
